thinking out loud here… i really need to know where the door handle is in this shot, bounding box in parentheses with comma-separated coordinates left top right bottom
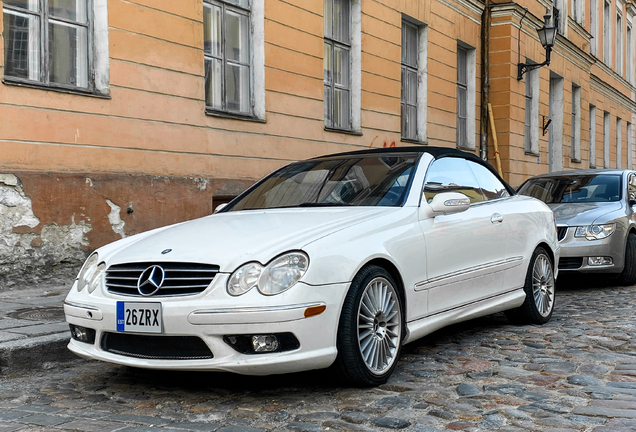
(491, 213, 504, 224)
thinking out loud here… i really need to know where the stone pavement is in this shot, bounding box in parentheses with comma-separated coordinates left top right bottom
(1, 278, 636, 430)
(0, 283, 77, 376)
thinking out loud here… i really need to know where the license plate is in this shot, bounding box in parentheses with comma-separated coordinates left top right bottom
(116, 302, 162, 333)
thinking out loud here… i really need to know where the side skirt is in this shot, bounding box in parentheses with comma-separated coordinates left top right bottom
(403, 289, 526, 344)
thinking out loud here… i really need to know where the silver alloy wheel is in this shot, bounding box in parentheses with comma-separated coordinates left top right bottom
(532, 254, 555, 317)
(357, 277, 401, 375)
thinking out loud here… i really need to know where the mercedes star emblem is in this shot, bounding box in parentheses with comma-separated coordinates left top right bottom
(137, 265, 166, 296)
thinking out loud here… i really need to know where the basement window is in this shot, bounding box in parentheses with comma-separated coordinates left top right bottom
(2, 0, 109, 95)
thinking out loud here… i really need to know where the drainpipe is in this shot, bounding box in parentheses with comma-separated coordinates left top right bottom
(480, 0, 491, 161)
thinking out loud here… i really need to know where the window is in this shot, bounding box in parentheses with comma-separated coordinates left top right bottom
(524, 67, 540, 155)
(456, 44, 476, 150)
(424, 158, 485, 204)
(629, 173, 636, 201)
(3, 0, 91, 89)
(572, 0, 583, 24)
(590, 105, 597, 168)
(617, 117, 623, 168)
(604, 1, 611, 65)
(571, 84, 581, 162)
(401, 20, 418, 141)
(324, 0, 351, 131)
(555, 0, 566, 34)
(628, 122, 633, 169)
(604, 111, 611, 168)
(617, 13, 623, 74)
(591, 0, 598, 55)
(627, 25, 632, 81)
(466, 161, 510, 201)
(204, 0, 252, 116)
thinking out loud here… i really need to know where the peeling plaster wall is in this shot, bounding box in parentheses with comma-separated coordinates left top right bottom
(0, 172, 253, 285)
(0, 175, 91, 282)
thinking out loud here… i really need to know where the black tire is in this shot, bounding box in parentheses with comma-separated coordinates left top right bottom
(505, 247, 555, 325)
(334, 265, 404, 387)
(617, 233, 636, 286)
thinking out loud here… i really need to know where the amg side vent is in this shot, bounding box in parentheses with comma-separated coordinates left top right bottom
(106, 262, 219, 297)
(101, 333, 213, 360)
(557, 226, 568, 241)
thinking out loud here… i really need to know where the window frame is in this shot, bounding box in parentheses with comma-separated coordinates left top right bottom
(571, 84, 581, 163)
(617, 11, 623, 74)
(590, 104, 597, 168)
(401, 19, 419, 142)
(2, 0, 95, 94)
(323, 0, 352, 132)
(203, 0, 254, 118)
(524, 65, 540, 156)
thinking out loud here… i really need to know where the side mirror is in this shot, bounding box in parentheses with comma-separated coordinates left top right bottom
(214, 203, 228, 213)
(421, 192, 471, 218)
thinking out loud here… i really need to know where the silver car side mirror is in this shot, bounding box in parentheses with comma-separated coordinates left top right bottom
(420, 191, 471, 218)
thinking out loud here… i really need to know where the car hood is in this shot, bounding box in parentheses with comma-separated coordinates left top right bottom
(101, 207, 401, 272)
(549, 202, 624, 226)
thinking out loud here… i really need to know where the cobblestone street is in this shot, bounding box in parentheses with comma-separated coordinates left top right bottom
(2, 279, 636, 432)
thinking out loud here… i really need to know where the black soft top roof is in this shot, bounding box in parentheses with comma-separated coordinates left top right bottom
(312, 146, 515, 195)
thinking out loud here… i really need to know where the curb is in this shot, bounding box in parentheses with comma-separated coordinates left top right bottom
(0, 331, 79, 376)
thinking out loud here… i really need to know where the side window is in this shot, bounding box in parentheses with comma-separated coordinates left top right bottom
(628, 174, 636, 202)
(423, 158, 485, 204)
(466, 161, 511, 200)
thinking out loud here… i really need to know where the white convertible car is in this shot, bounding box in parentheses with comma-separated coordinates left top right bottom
(65, 147, 559, 386)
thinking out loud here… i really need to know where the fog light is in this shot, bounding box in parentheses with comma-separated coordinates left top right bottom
(69, 324, 96, 344)
(588, 256, 613, 266)
(252, 335, 279, 353)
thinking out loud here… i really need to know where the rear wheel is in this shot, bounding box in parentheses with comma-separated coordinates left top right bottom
(505, 247, 555, 324)
(334, 265, 403, 387)
(617, 233, 636, 286)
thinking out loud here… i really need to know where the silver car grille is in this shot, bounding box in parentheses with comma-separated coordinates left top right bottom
(105, 262, 219, 297)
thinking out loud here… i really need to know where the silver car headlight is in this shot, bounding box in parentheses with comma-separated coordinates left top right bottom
(77, 253, 99, 292)
(258, 252, 309, 295)
(227, 252, 309, 296)
(87, 263, 106, 293)
(227, 262, 262, 296)
(574, 223, 615, 240)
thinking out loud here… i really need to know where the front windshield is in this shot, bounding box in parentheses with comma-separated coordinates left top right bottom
(518, 174, 622, 203)
(225, 154, 420, 211)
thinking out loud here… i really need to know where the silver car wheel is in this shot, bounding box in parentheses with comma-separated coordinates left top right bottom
(357, 277, 401, 375)
(532, 254, 555, 317)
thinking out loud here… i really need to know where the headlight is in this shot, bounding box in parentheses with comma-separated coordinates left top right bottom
(77, 253, 99, 292)
(227, 262, 262, 296)
(258, 252, 309, 295)
(574, 224, 615, 240)
(88, 263, 106, 293)
(227, 252, 309, 296)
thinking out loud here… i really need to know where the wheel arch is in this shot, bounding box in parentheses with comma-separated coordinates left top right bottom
(536, 241, 556, 267)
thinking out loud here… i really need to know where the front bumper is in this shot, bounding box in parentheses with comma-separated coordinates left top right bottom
(64, 277, 348, 375)
(557, 226, 625, 273)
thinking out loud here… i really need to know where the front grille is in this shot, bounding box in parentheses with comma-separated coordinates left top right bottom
(101, 333, 213, 360)
(557, 226, 568, 241)
(106, 262, 219, 297)
(559, 257, 583, 270)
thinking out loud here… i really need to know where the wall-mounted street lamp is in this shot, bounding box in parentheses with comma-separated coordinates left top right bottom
(517, 9, 558, 80)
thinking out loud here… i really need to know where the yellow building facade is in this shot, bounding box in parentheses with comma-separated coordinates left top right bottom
(0, 0, 634, 274)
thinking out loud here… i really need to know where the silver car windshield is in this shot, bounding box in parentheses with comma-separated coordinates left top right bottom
(519, 174, 622, 203)
(226, 154, 420, 211)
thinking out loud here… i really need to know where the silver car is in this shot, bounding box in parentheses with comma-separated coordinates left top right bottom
(518, 169, 636, 285)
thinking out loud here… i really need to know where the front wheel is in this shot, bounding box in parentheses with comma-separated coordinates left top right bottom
(334, 265, 403, 387)
(617, 233, 636, 286)
(505, 247, 555, 325)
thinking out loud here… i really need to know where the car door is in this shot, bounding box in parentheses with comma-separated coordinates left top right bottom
(418, 157, 508, 315)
